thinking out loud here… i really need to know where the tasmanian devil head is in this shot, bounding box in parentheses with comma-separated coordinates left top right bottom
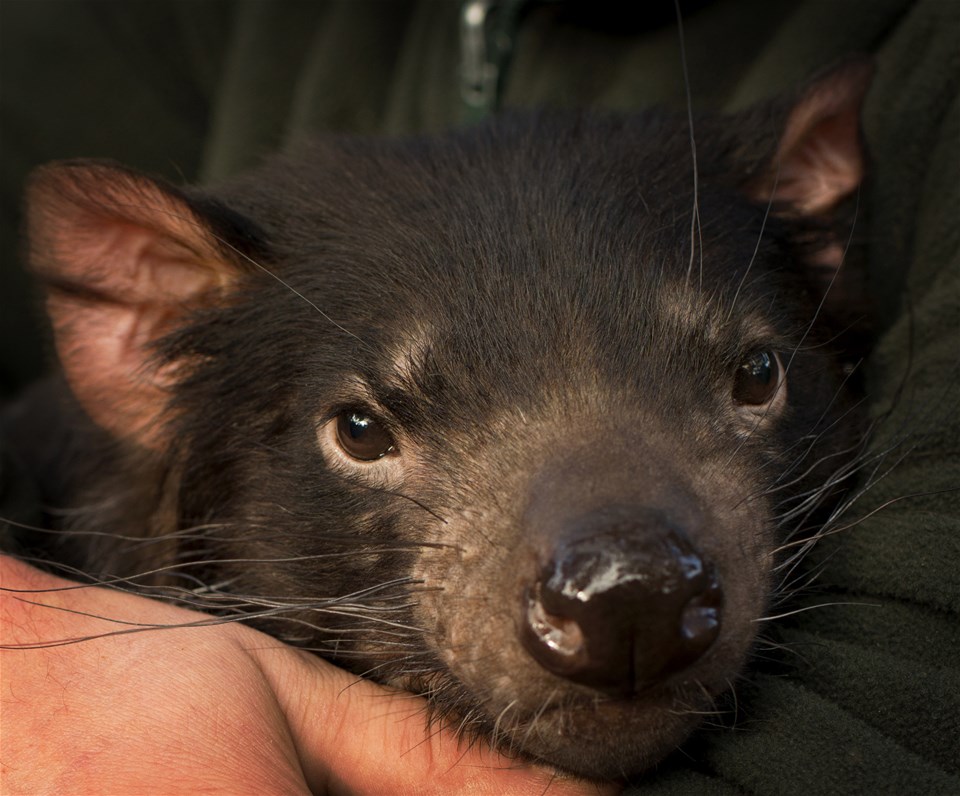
(26, 61, 872, 778)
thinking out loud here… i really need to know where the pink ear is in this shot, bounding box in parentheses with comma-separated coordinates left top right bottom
(27, 161, 238, 448)
(748, 60, 874, 216)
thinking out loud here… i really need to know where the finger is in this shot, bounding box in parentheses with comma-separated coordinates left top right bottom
(250, 642, 619, 796)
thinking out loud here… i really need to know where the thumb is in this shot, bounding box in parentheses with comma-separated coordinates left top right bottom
(249, 642, 619, 796)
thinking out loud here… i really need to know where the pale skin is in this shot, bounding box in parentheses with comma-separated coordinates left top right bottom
(0, 555, 617, 796)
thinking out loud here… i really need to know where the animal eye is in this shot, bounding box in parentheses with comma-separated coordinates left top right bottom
(335, 411, 396, 461)
(732, 351, 782, 406)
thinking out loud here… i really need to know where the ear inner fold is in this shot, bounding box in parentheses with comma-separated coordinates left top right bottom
(747, 60, 874, 216)
(27, 161, 239, 448)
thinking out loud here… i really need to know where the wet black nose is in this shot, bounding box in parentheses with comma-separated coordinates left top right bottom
(519, 516, 722, 696)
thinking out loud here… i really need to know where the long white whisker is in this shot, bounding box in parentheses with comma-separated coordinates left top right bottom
(674, 0, 702, 287)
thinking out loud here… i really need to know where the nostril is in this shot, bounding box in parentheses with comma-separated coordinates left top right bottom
(526, 583, 585, 659)
(681, 599, 719, 640)
(680, 591, 721, 650)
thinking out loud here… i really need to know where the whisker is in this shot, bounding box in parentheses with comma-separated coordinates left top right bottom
(520, 688, 558, 751)
(728, 162, 781, 319)
(753, 600, 882, 623)
(674, 0, 702, 288)
(784, 189, 861, 379)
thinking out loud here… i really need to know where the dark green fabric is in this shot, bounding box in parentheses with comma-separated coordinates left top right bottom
(2, 1, 957, 792)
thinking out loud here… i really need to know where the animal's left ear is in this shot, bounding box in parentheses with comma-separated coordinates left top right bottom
(746, 58, 874, 225)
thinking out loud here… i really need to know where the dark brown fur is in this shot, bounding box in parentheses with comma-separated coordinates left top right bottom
(8, 62, 873, 778)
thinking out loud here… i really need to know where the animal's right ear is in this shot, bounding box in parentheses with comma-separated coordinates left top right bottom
(26, 161, 244, 449)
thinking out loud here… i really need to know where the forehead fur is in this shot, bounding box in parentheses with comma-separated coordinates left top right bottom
(191, 110, 809, 424)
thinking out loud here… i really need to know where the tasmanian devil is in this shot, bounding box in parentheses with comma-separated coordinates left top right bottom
(11, 59, 873, 779)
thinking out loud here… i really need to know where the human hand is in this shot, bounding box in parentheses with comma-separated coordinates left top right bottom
(1, 555, 617, 795)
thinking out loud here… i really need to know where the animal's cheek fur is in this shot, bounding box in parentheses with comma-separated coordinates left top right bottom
(407, 463, 773, 777)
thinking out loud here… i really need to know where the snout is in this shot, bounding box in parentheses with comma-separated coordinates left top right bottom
(412, 428, 771, 777)
(520, 507, 723, 696)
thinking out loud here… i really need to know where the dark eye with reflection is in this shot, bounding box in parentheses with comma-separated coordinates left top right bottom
(732, 351, 782, 406)
(335, 411, 396, 461)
